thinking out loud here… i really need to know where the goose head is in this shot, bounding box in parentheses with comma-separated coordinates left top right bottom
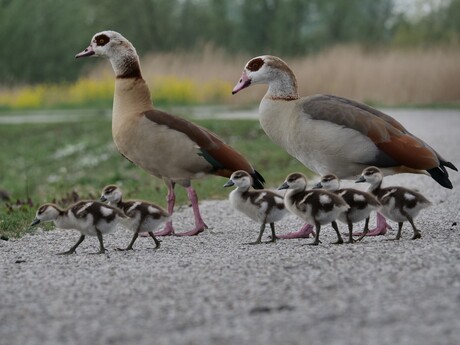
(223, 170, 252, 190)
(356, 166, 384, 186)
(75, 30, 140, 78)
(75, 31, 135, 59)
(278, 173, 308, 191)
(30, 204, 61, 226)
(100, 185, 123, 204)
(315, 174, 340, 191)
(232, 55, 298, 99)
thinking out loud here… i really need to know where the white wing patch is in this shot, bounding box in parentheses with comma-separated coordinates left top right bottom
(404, 193, 416, 201)
(382, 189, 397, 199)
(76, 202, 92, 215)
(148, 205, 159, 214)
(127, 202, 141, 214)
(299, 192, 314, 205)
(100, 206, 114, 217)
(353, 193, 366, 202)
(319, 194, 331, 205)
(255, 193, 267, 204)
(274, 195, 284, 207)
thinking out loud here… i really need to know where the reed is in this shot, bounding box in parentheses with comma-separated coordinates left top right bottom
(1, 45, 459, 110)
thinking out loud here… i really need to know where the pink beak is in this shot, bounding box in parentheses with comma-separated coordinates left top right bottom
(232, 71, 251, 94)
(75, 45, 95, 58)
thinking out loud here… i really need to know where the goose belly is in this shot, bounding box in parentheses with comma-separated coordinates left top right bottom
(380, 199, 427, 223)
(261, 108, 378, 177)
(265, 206, 288, 223)
(93, 219, 121, 235)
(122, 212, 142, 233)
(138, 215, 168, 233)
(113, 117, 211, 180)
(339, 205, 377, 224)
(315, 206, 347, 225)
(230, 194, 268, 224)
(54, 215, 96, 236)
(295, 125, 377, 177)
(285, 201, 315, 224)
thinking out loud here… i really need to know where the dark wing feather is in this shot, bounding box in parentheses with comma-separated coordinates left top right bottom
(143, 109, 265, 188)
(302, 94, 440, 170)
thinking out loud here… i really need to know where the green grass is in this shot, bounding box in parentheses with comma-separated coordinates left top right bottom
(0, 112, 309, 239)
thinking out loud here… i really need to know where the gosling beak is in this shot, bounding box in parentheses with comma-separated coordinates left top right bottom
(278, 182, 289, 190)
(223, 180, 235, 188)
(313, 182, 323, 189)
(100, 195, 107, 202)
(355, 176, 366, 183)
(30, 218, 41, 226)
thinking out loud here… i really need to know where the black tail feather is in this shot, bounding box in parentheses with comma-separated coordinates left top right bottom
(251, 170, 266, 190)
(427, 166, 454, 189)
(441, 160, 458, 172)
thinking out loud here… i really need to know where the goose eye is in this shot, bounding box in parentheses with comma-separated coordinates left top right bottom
(95, 34, 110, 46)
(247, 58, 264, 72)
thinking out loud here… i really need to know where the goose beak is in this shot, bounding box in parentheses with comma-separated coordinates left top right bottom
(223, 180, 235, 188)
(75, 45, 95, 58)
(100, 195, 107, 202)
(355, 176, 366, 183)
(232, 71, 251, 94)
(30, 218, 40, 226)
(313, 182, 323, 189)
(278, 182, 289, 190)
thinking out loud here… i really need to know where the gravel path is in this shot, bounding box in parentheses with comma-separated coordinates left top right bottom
(1, 109, 460, 345)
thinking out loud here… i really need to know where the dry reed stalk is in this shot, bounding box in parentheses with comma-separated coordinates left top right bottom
(87, 45, 460, 106)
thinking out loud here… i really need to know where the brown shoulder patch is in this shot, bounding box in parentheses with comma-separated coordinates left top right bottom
(143, 109, 255, 178)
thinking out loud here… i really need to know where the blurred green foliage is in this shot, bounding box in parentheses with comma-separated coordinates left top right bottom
(1, 0, 459, 85)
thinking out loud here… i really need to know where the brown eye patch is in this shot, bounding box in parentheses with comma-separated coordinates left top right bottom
(364, 168, 378, 176)
(38, 205, 47, 214)
(234, 172, 247, 179)
(104, 185, 117, 194)
(95, 34, 110, 46)
(322, 174, 335, 182)
(287, 173, 302, 183)
(247, 57, 264, 72)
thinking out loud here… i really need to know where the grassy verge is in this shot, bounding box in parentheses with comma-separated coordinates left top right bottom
(0, 113, 308, 239)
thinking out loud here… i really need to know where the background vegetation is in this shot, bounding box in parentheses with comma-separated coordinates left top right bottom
(1, 0, 460, 85)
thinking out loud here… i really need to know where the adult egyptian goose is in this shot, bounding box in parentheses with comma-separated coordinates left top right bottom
(100, 185, 169, 250)
(315, 174, 381, 243)
(30, 201, 127, 254)
(356, 167, 431, 240)
(76, 31, 264, 236)
(232, 55, 456, 238)
(279, 173, 349, 245)
(223, 170, 287, 244)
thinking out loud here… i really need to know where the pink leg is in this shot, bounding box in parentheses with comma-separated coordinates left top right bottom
(353, 212, 391, 237)
(175, 186, 208, 236)
(154, 181, 176, 236)
(276, 223, 315, 239)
